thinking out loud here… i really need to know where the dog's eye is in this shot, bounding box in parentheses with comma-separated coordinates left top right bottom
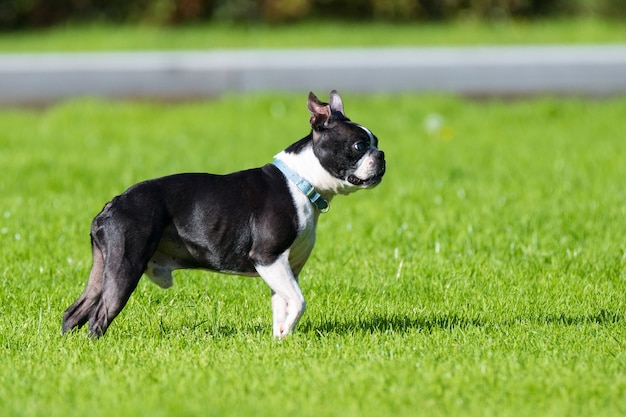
(354, 141, 368, 152)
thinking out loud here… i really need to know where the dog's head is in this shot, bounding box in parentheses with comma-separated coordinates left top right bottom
(306, 90, 386, 194)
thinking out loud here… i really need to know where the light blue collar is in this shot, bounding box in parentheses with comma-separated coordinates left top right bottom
(272, 158, 329, 213)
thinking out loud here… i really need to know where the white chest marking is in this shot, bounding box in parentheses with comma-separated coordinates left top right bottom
(285, 180, 318, 276)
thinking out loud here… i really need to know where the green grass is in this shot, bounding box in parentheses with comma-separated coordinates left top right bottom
(1, 18, 625, 52)
(1, 93, 626, 417)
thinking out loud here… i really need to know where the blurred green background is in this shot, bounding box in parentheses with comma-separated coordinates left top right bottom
(2, 0, 626, 30)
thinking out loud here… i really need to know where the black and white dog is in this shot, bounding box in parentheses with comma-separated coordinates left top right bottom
(62, 90, 385, 339)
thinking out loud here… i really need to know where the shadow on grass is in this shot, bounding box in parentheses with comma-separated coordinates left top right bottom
(300, 313, 485, 336)
(149, 307, 623, 339)
(299, 309, 623, 337)
(523, 309, 623, 326)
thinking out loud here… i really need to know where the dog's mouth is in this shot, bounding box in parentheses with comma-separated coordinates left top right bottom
(347, 165, 386, 188)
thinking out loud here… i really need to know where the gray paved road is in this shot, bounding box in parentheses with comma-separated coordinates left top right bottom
(1, 45, 625, 104)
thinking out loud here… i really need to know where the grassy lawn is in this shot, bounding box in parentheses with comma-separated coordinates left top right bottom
(0, 18, 625, 52)
(1, 92, 625, 416)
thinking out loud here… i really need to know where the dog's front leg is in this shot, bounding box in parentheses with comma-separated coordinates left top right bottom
(256, 252, 306, 338)
(270, 290, 288, 337)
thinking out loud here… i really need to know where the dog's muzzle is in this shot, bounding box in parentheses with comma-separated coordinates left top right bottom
(348, 150, 385, 187)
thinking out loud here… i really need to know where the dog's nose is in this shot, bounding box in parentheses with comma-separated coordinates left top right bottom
(373, 150, 386, 175)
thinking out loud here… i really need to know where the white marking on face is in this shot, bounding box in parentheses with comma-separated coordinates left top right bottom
(352, 124, 382, 182)
(356, 124, 376, 148)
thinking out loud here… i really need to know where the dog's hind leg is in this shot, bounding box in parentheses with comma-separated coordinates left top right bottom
(62, 234, 106, 334)
(86, 225, 153, 338)
(87, 265, 142, 338)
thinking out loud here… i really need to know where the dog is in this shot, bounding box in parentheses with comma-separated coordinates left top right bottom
(62, 90, 385, 339)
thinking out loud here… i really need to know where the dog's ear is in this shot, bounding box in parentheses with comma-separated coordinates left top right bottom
(308, 91, 331, 129)
(329, 90, 344, 116)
